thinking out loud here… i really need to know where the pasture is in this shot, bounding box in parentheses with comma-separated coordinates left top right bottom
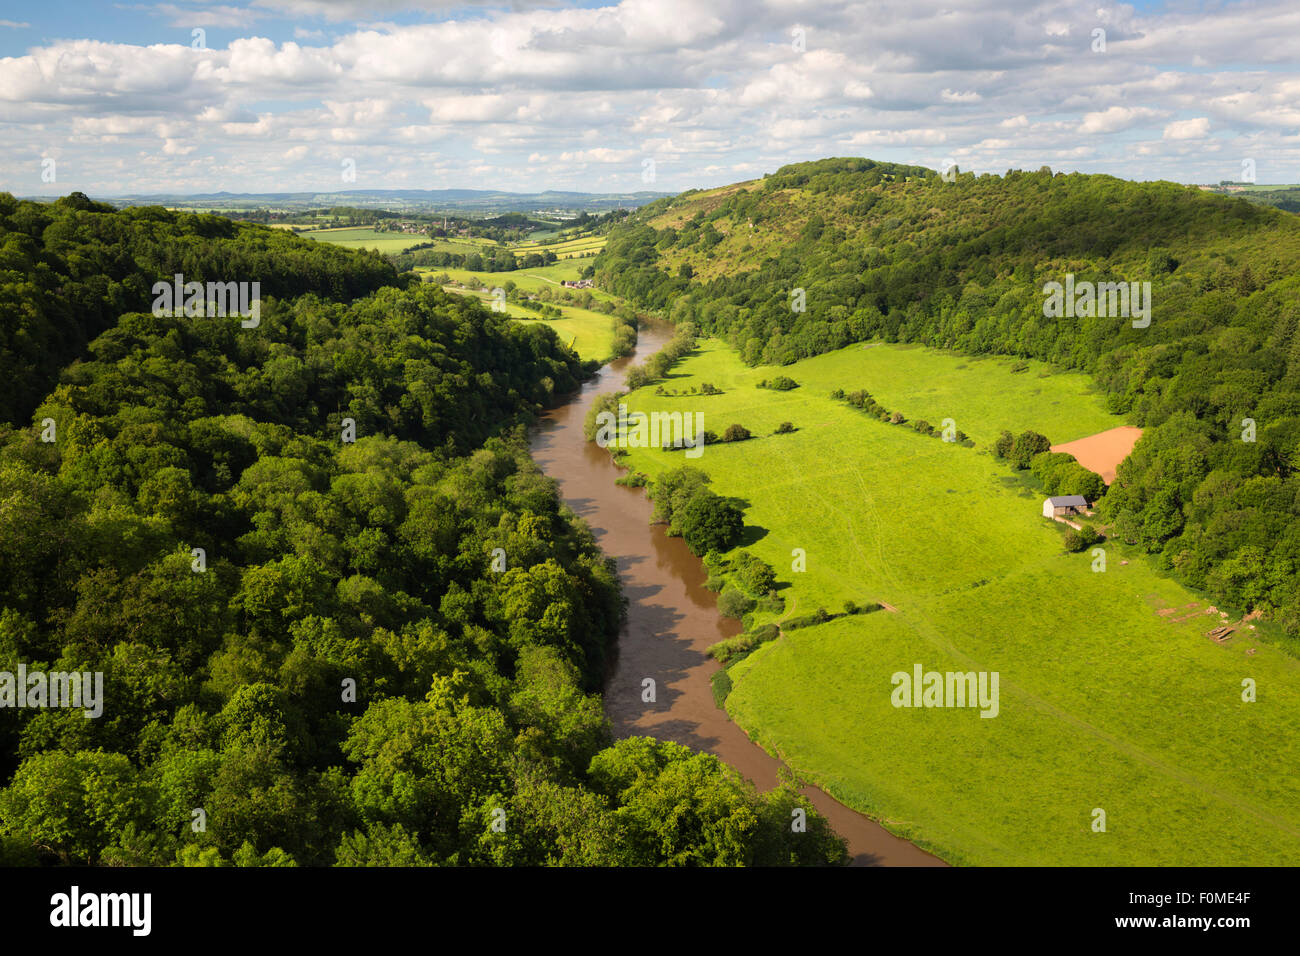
(610, 338, 1300, 865)
(301, 226, 430, 253)
(438, 284, 616, 364)
(512, 232, 606, 259)
(418, 262, 619, 304)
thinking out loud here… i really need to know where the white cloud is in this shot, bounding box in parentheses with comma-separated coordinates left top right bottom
(1163, 117, 1210, 140)
(3, 0, 1300, 193)
(1078, 107, 1160, 135)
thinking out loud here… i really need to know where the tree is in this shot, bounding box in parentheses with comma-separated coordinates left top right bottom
(676, 492, 745, 555)
(649, 466, 712, 527)
(0, 750, 152, 865)
(1011, 430, 1052, 469)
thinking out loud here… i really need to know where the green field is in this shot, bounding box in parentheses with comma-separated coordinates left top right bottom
(436, 283, 616, 364)
(513, 233, 605, 259)
(612, 339, 1300, 865)
(302, 226, 430, 253)
(513, 309, 615, 364)
(419, 262, 580, 287)
(417, 261, 617, 300)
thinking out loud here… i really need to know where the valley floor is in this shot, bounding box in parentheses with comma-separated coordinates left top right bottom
(612, 338, 1300, 865)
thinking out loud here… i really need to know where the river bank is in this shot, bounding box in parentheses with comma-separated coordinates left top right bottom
(528, 320, 945, 867)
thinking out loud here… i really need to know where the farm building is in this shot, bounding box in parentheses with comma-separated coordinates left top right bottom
(1042, 495, 1089, 518)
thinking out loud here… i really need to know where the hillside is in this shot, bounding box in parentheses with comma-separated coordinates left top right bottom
(0, 192, 401, 427)
(594, 158, 1300, 639)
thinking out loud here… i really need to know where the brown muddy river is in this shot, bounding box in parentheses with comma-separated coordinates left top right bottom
(529, 320, 945, 867)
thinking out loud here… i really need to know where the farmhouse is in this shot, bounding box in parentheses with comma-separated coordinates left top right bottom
(561, 279, 594, 289)
(1042, 495, 1089, 519)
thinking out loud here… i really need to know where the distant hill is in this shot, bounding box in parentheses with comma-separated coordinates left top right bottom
(61, 188, 670, 216)
(1199, 183, 1300, 214)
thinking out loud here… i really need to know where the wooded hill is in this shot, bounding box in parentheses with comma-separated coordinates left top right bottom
(0, 192, 399, 428)
(594, 157, 1300, 638)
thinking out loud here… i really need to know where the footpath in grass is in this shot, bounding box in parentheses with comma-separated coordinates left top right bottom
(612, 338, 1300, 865)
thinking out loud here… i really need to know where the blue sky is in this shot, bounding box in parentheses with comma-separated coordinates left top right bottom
(2, 0, 1297, 197)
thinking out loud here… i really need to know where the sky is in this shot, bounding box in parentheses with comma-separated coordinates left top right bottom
(1, 0, 1297, 197)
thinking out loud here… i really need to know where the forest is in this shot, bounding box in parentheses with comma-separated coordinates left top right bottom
(593, 158, 1300, 640)
(0, 192, 398, 427)
(0, 194, 847, 866)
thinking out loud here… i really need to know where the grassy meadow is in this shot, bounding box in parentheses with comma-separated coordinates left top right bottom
(433, 281, 617, 364)
(301, 226, 431, 253)
(418, 261, 599, 291)
(611, 338, 1300, 865)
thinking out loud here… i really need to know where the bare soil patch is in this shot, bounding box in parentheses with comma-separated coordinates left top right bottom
(1051, 425, 1143, 484)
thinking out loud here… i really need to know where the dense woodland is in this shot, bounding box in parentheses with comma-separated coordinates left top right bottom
(0, 193, 397, 428)
(595, 158, 1300, 638)
(0, 195, 847, 866)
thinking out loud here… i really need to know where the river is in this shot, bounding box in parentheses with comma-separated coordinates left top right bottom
(528, 319, 945, 867)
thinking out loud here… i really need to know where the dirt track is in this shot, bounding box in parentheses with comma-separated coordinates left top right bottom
(1051, 425, 1143, 483)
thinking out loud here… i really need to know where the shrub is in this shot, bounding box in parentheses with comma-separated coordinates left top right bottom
(993, 430, 1015, 459)
(722, 423, 752, 442)
(775, 421, 795, 434)
(717, 585, 755, 619)
(1063, 524, 1103, 553)
(708, 634, 754, 663)
(707, 624, 780, 665)
(783, 607, 832, 630)
(733, 550, 777, 595)
(711, 669, 733, 708)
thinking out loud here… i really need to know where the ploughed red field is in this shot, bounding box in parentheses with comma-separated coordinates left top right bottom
(1051, 425, 1143, 484)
